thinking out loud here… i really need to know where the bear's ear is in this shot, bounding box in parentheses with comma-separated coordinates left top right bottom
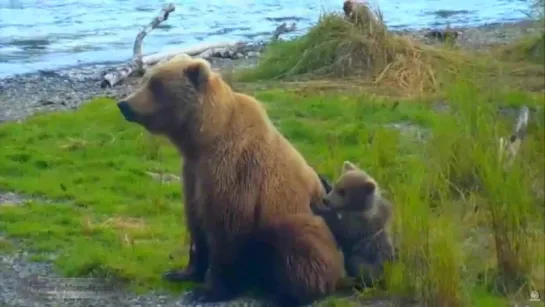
(342, 161, 357, 173)
(184, 58, 212, 90)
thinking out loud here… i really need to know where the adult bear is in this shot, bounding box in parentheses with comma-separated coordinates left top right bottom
(117, 54, 342, 306)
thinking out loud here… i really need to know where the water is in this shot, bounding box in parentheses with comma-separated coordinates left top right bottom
(0, 0, 531, 77)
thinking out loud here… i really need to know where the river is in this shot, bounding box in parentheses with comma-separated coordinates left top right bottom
(0, 0, 532, 77)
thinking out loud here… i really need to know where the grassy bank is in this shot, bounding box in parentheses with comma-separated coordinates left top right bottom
(0, 81, 543, 305)
(1, 5, 544, 307)
(236, 7, 545, 97)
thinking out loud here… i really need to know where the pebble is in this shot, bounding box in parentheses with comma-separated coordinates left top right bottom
(0, 249, 280, 307)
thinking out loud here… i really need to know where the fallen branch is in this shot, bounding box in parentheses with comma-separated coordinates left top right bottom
(142, 41, 244, 67)
(101, 9, 298, 88)
(143, 22, 296, 66)
(498, 106, 530, 169)
(271, 22, 296, 41)
(101, 3, 176, 88)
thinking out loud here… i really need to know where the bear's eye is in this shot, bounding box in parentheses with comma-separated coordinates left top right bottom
(149, 77, 167, 102)
(337, 188, 346, 197)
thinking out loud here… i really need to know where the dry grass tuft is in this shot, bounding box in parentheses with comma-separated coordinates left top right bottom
(237, 3, 545, 97)
(237, 4, 481, 96)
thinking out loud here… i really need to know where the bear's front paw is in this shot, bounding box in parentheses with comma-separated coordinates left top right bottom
(195, 274, 239, 303)
(180, 287, 210, 303)
(185, 285, 236, 303)
(163, 267, 205, 284)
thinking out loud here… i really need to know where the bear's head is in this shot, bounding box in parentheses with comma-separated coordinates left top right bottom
(117, 54, 217, 135)
(312, 161, 379, 216)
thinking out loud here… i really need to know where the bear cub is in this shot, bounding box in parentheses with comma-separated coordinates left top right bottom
(314, 161, 395, 288)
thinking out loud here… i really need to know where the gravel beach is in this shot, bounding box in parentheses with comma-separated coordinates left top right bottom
(0, 19, 543, 307)
(0, 20, 542, 124)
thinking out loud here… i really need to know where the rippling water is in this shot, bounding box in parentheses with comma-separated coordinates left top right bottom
(0, 0, 531, 77)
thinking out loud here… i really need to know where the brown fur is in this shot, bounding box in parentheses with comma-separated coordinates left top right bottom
(343, 0, 356, 19)
(117, 54, 342, 305)
(253, 214, 343, 306)
(342, 0, 380, 26)
(312, 161, 395, 288)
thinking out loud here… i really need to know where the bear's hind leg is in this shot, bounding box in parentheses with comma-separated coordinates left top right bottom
(257, 215, 342, 307)
(197, 233, 253, 302)
(345, 254, 384, 288)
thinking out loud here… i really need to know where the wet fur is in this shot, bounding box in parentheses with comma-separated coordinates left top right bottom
(313, 162, 395, 288)
(117, 54, 342, 305)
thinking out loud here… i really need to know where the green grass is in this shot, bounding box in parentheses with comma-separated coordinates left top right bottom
(0, 79, 544, 304)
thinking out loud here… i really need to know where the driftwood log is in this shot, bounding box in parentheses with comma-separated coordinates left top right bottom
(143, 22, 296, 66)
(271, 22, 296, 41)
(498, 105, 530, 169)
(101, 3, 297, 88)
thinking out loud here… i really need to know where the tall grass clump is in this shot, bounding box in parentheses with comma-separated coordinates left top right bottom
(237, 3, 473, 96)
(383, 125, 466, 306)
(384, 160, 466, 307)
(380, 82, 543, 305)
(432, 82, 542, 296)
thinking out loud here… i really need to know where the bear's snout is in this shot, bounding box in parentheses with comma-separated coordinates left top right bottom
(117, 101, 137, 122)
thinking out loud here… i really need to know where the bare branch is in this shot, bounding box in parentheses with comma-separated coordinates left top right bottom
(271, 22, 296, 41)
(100, 4, 296, 88)
(133, 3, 176, 68)
(101, 3, 176, 88)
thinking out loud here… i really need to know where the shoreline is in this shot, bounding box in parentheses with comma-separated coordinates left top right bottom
(0, 19, 542, 124)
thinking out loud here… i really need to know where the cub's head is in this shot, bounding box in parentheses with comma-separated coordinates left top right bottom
(343, 0, 356, 17)
(117, 54, 215, 134)
(313, 161, 379, 216)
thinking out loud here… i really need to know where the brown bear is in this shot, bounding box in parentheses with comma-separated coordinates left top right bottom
(117, 54, 342, 306)
(312, 161, 395, 288)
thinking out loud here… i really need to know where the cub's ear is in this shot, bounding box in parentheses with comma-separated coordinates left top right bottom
(184, 58, 212, 90)
(342, 161, 357, 173)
